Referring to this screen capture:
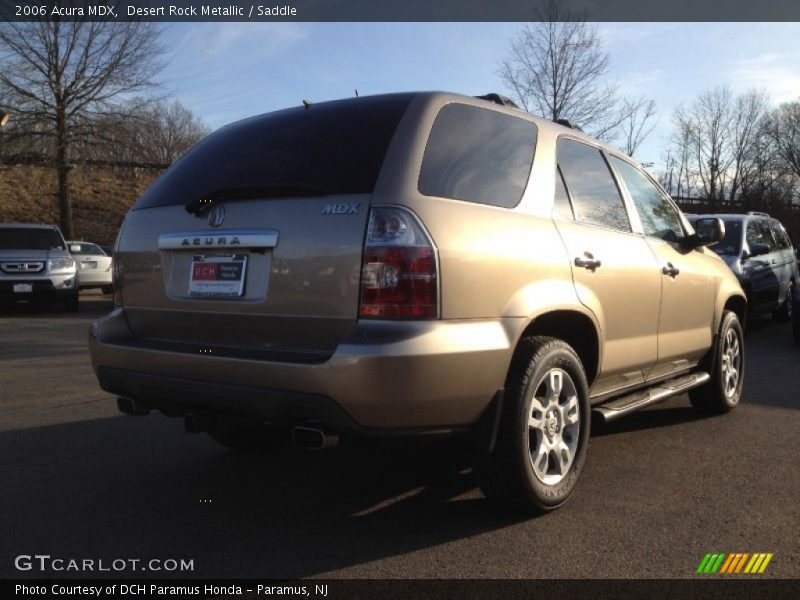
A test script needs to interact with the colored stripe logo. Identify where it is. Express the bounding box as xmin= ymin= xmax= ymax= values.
xmin=696 ymin=553 xmax=773 ymax=574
